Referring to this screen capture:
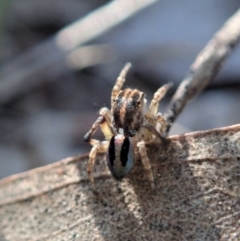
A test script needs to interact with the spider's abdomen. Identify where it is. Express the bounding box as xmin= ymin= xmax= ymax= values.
xmin=112 ymin=88 xmax=145 ymax=137
xmin=107 ymin=134 xmax=135 ymax=180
